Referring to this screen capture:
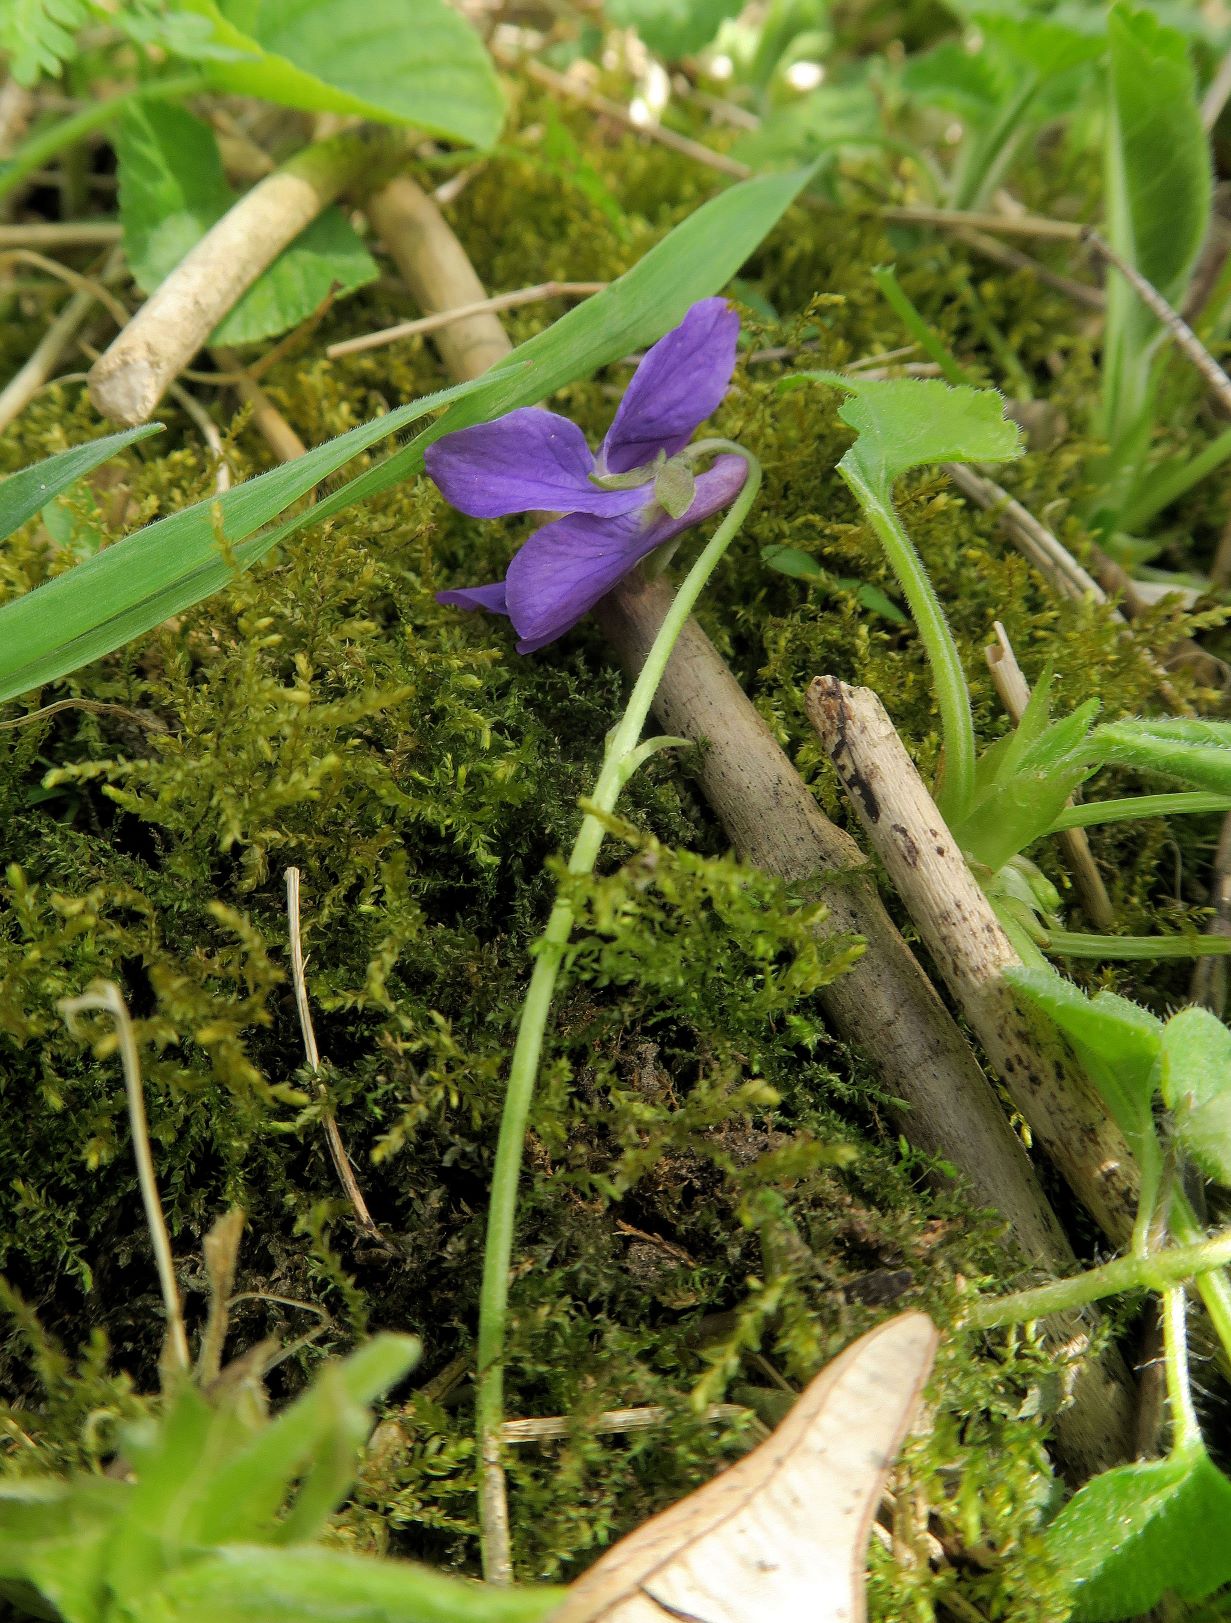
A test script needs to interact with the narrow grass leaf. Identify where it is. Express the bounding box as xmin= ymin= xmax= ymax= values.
xmin=0 ymin=425 xmax=162 ymax=542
